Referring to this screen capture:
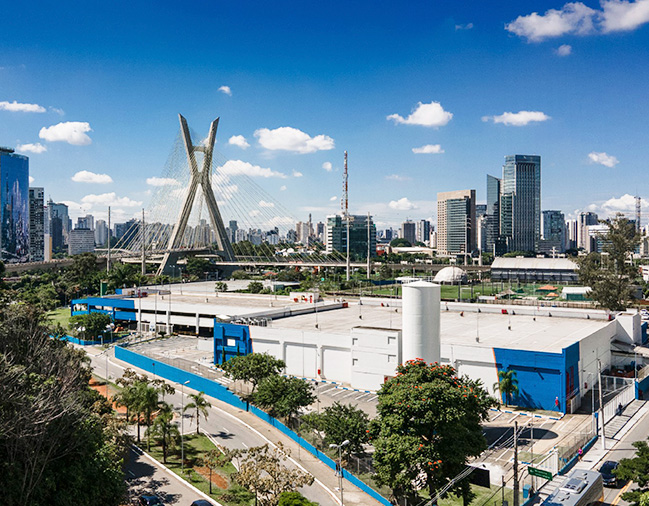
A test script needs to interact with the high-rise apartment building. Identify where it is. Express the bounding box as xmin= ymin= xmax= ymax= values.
xmin=28 ymin=187 xmax=44 ymax=262
xmin=95 ymin=219 xmax=108 ymax=246
xmin=68 ymin=228 xmax=95 ymax=255
xmin=400 ymin=220 xmax=416 ymax=245
xmin=48 ymin=200 xmax=69 ymax=249
xmin=76 ymin=214 xmax=94 ymax=231
xmin=499 ymin=155 xmax=541 ymax=253
xmin=578 ymin=212 xmax=599 ymax=250
xmin=437 ymin=189 xmax=476 ymax=256
xmin=540 ymin=210 xmax=566 ymax=254
xmin=0 ymin=147 xmax=30 ymax=262
xmin=415 ymin=220 xmax=431 ymax=245
xmin=326 ymin=214 xmax=376 ymax=258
